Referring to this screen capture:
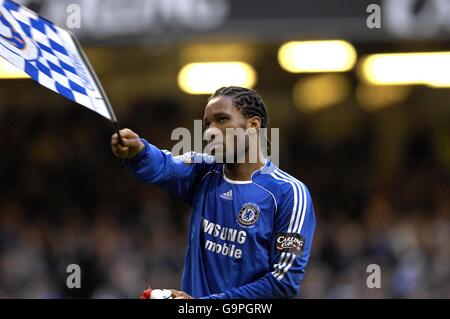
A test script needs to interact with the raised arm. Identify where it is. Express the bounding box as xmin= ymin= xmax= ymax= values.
xmin=111 ymin=128 xmax=212 ymax=204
